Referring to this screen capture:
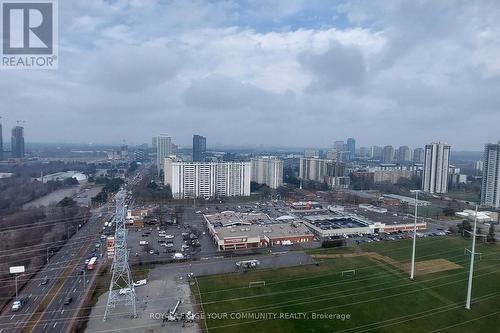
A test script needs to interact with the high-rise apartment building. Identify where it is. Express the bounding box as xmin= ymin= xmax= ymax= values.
xmin=164 ymin=160 xmax=251 ymax=199
xmin=413 ymin=148 xmax=425 ymax=164
xmin=422 ymin=142 xmax=451 ymax=194
xmin=396 ymin=146 xmax=411 ymax=163
xmin=481 ymin=142 xmax=500 ymax=209
xmin=156 ymin=134 xmax=172 ymax=175
xmin=304 ymin=149 xmax=320 ymax=158
xmin=251 ymin=157 xmax=283 ymax=189
xmin=371 ymin=146 xmax=382 ymax=159
xmin=299 ymin=158 xmax=332 ymax=182
xmin=11 ymin=126 xmax=24 ymax=158
xmin=346 ymin=138 xmax=356 ymax=160
xmin=193 ymin=135 xmax=206 ymax=162
xmin=381 ymin=145 xmax=395 ymax=163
